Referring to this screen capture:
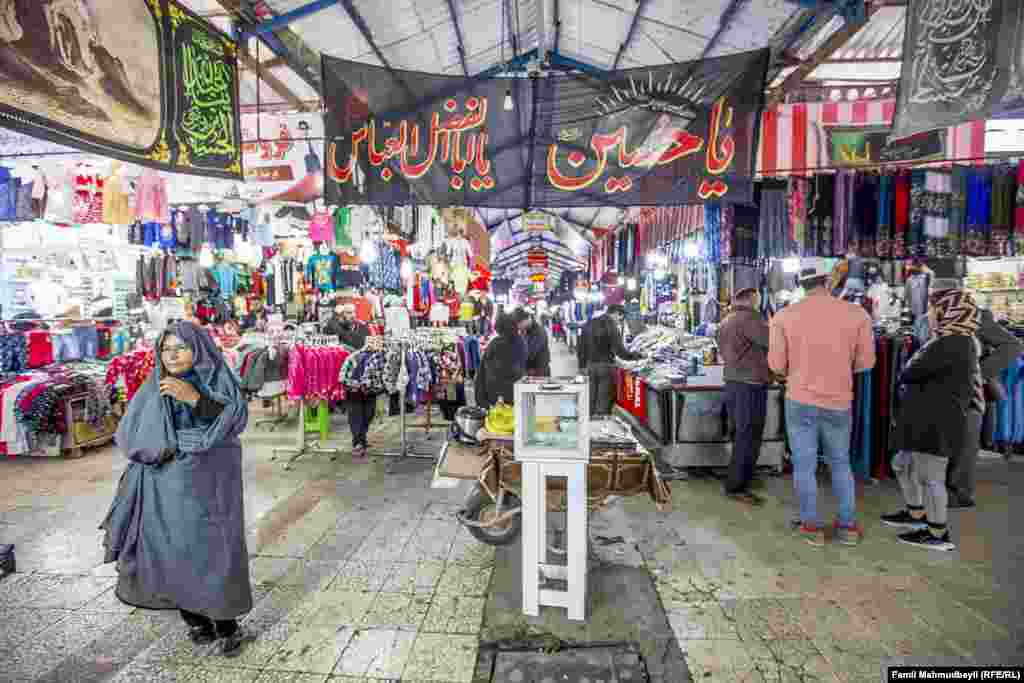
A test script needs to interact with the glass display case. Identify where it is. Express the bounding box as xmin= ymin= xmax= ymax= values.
xmin=513 ymin=377 xmax=590 ymax=462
